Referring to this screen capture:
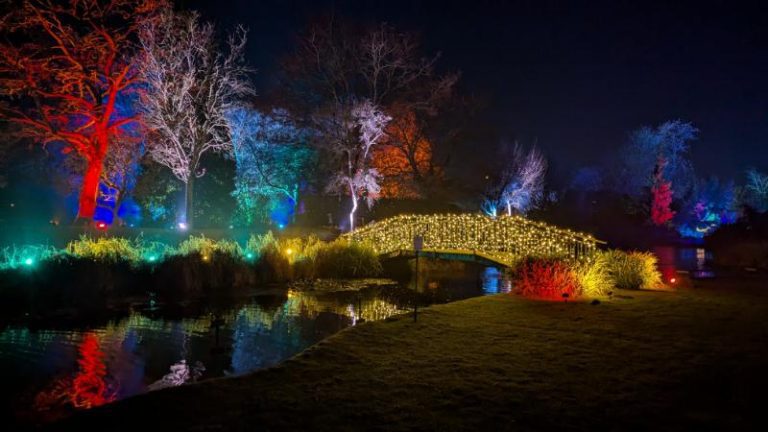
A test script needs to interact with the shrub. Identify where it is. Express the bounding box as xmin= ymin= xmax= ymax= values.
xmin=177 ymin=235 xmax=242 ymax=258
xmin=314 ymin=240 xmax=382 ymax=279
xmin=574 ymin=252 xmax=615 ymax=298
xmin=66 ymin=235 xmax=142 ymax=263
xmin=602 ymin=250 xmax=662 ymax=290
xmin=0 ymin=244 xmax=58 ymax=270
xmin=513 ymin=257 xmax=580 ymax=300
